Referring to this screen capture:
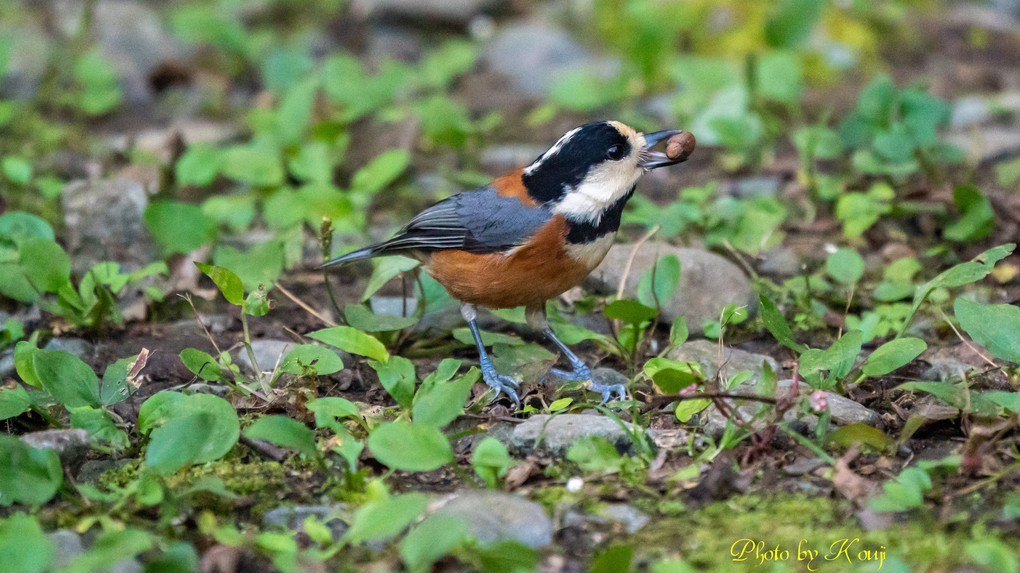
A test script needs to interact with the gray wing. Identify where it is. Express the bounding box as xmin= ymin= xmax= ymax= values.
xmin=324 ymin=186 xmax=550 ymax=266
